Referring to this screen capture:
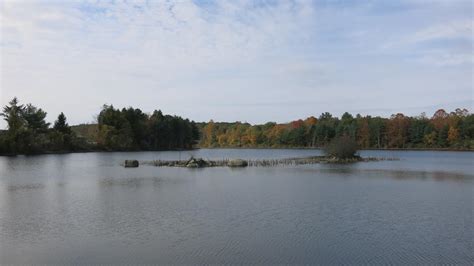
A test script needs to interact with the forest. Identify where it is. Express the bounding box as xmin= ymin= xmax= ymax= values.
xmin=0 ymin=97 xmax=473 ymax=155
xmin=0 ymin=98 xmax=199 ymax=155
xmin=199 ymin=109 xmax=474 ymax=150
xmin=95 ymin=104 xmax=199 ymax=150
